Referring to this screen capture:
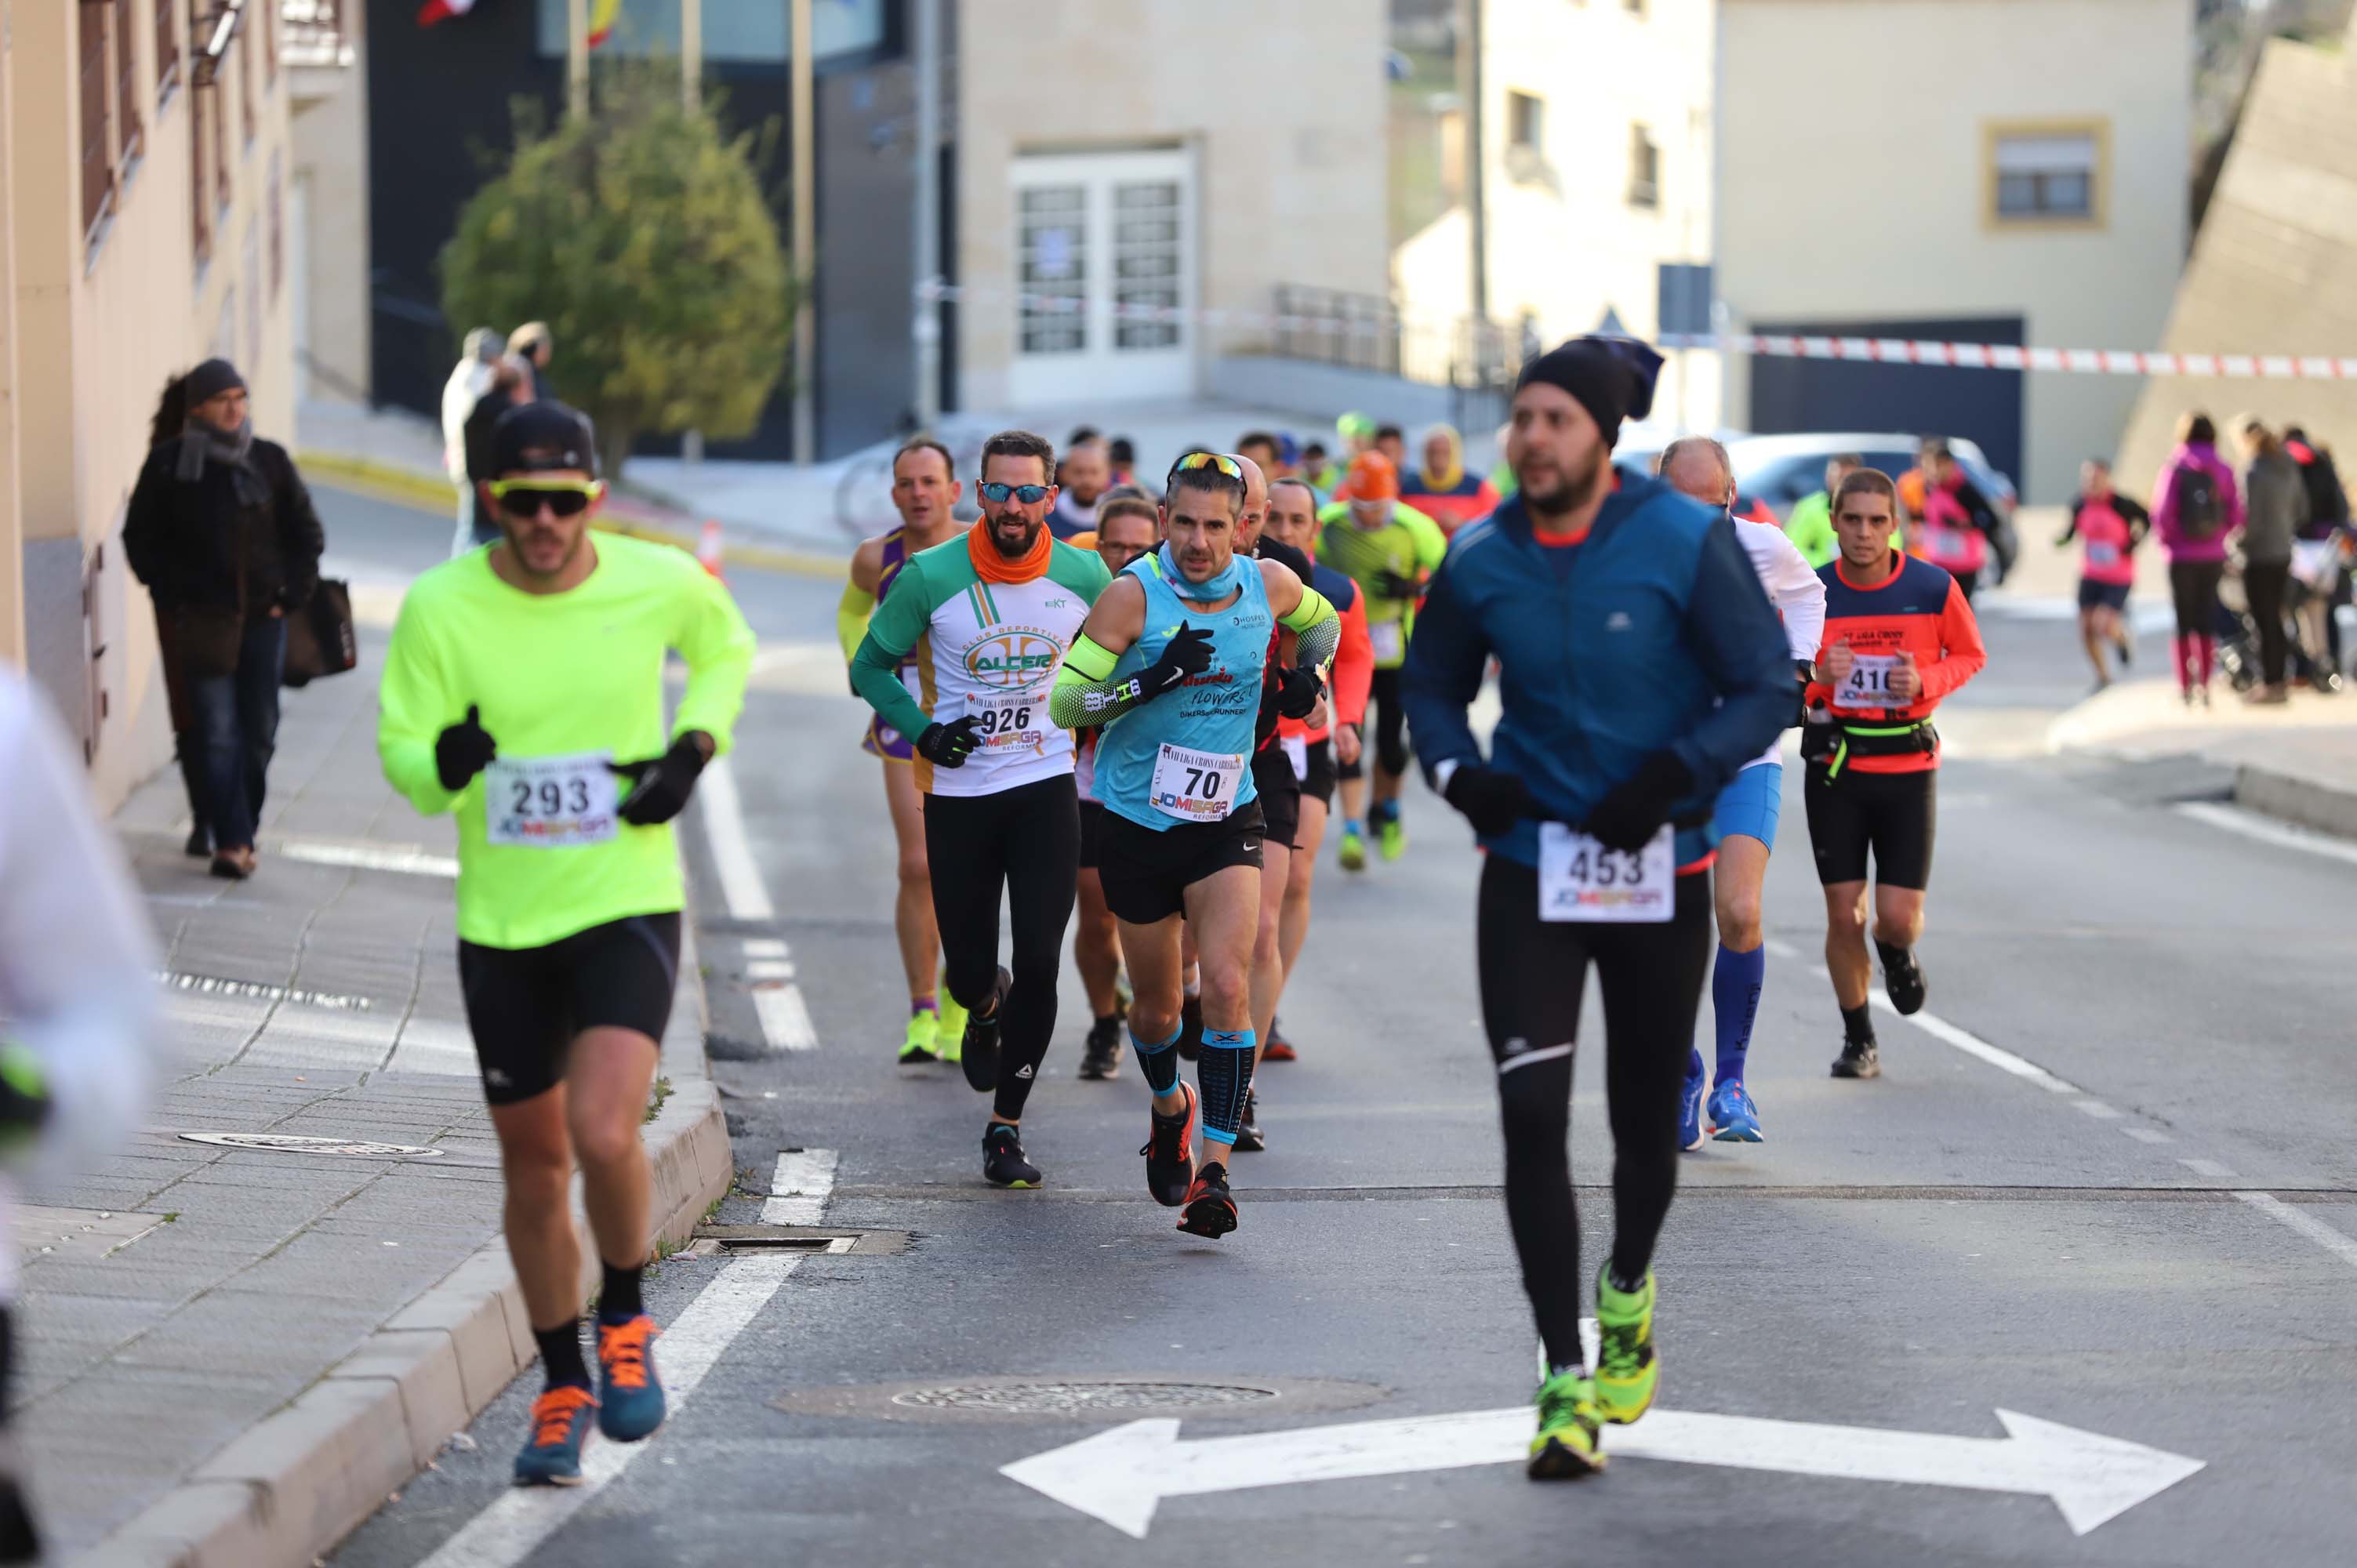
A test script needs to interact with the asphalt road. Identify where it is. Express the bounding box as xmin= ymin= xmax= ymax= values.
xmin=321 ymin=488 xmax=2357 ymax=1568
